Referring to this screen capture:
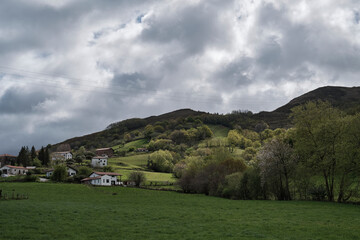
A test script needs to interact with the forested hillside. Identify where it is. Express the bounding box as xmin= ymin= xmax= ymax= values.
xmin=53 ymin=86 xmax=360 ymax=151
